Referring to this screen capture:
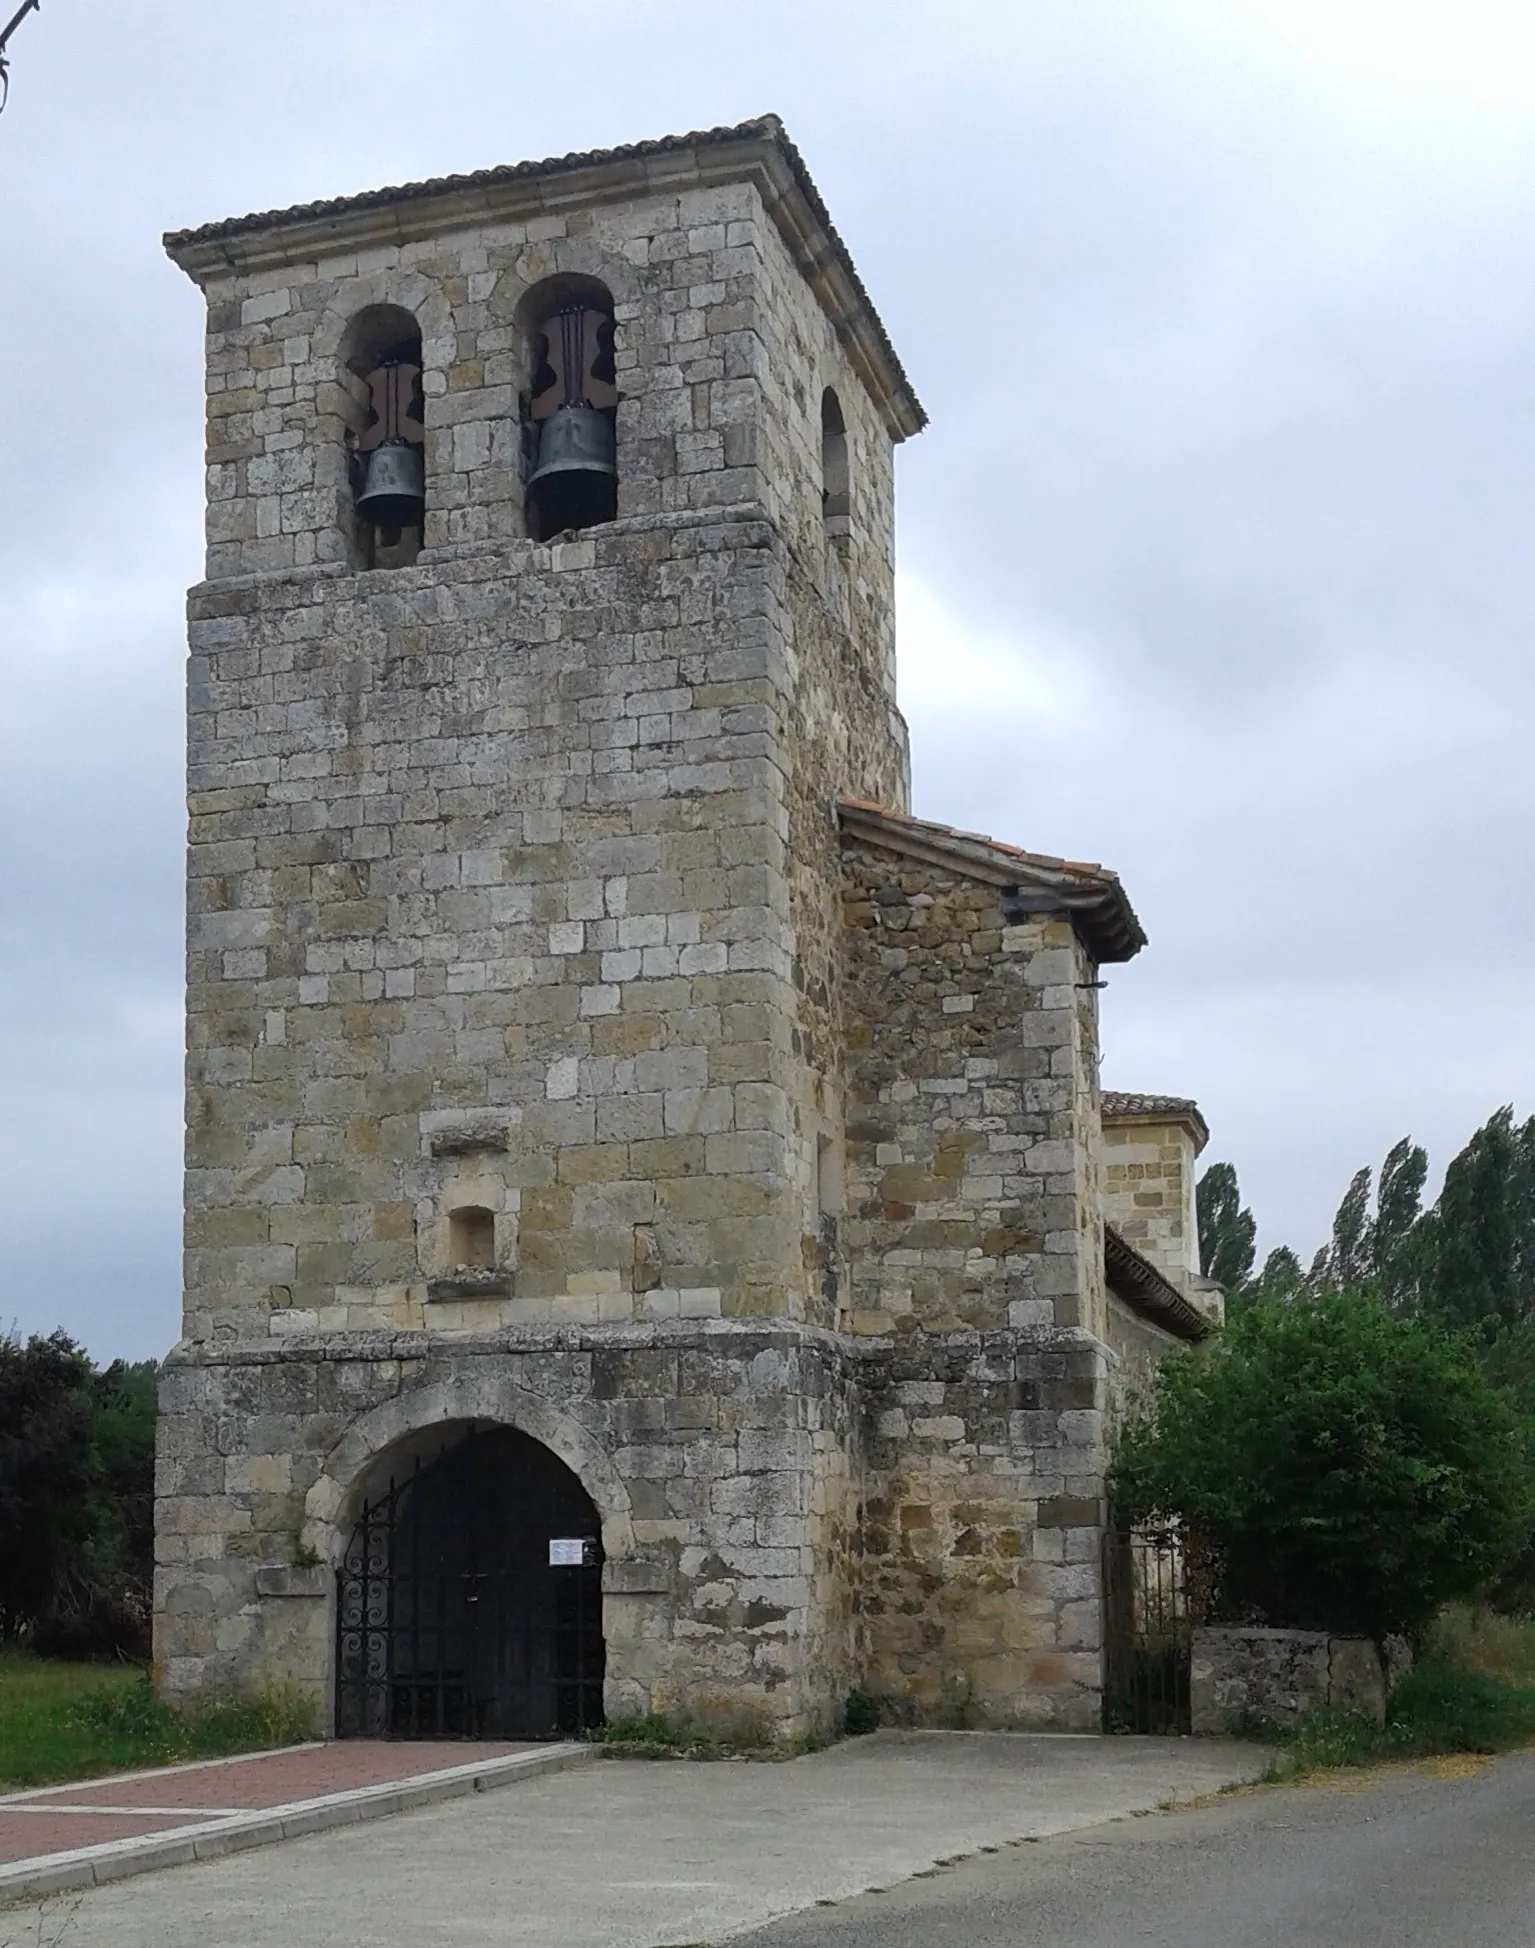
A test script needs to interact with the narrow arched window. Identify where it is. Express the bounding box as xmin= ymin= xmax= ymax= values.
xmin=519 ymin=277 xmax=618 ymax=542
xmin=821 ymin=387 xmax=850 ymax=537
xmin=340 ymin=305 xmax=425 ymax=569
